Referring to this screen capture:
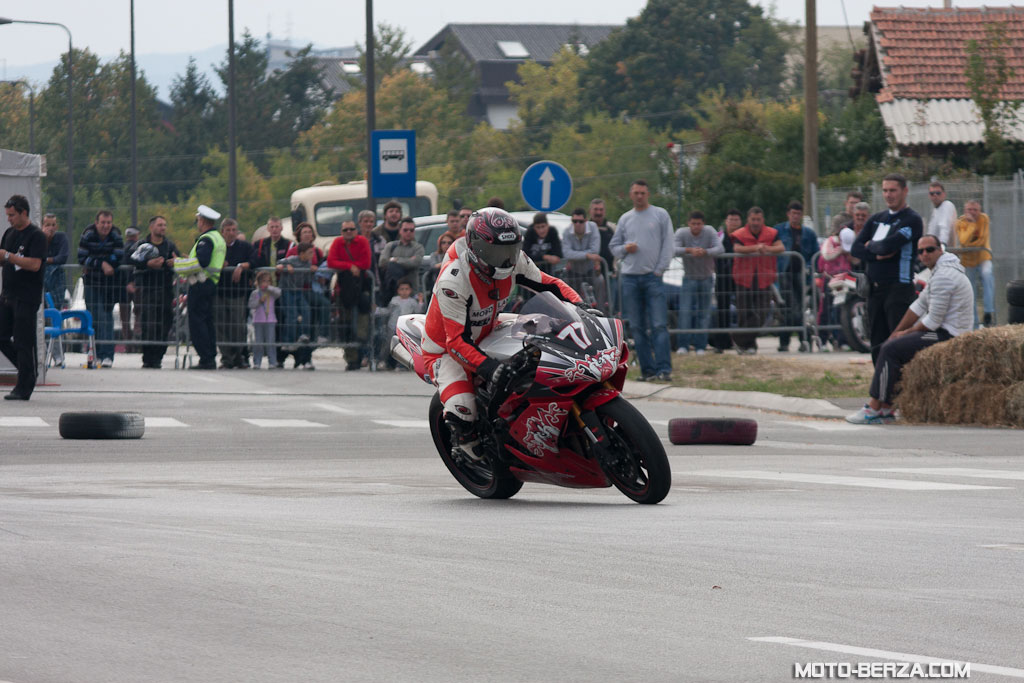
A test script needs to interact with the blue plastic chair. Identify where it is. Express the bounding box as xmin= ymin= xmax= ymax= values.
xmin=42 ymin=293 xmax=96 ymax=379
